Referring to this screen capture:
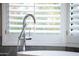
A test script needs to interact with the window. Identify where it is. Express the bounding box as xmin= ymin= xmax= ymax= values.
xmin=9 ymin=3 xmax=61 ymax=33
xmin=2 ymin=3 xmax=66 ymax=46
